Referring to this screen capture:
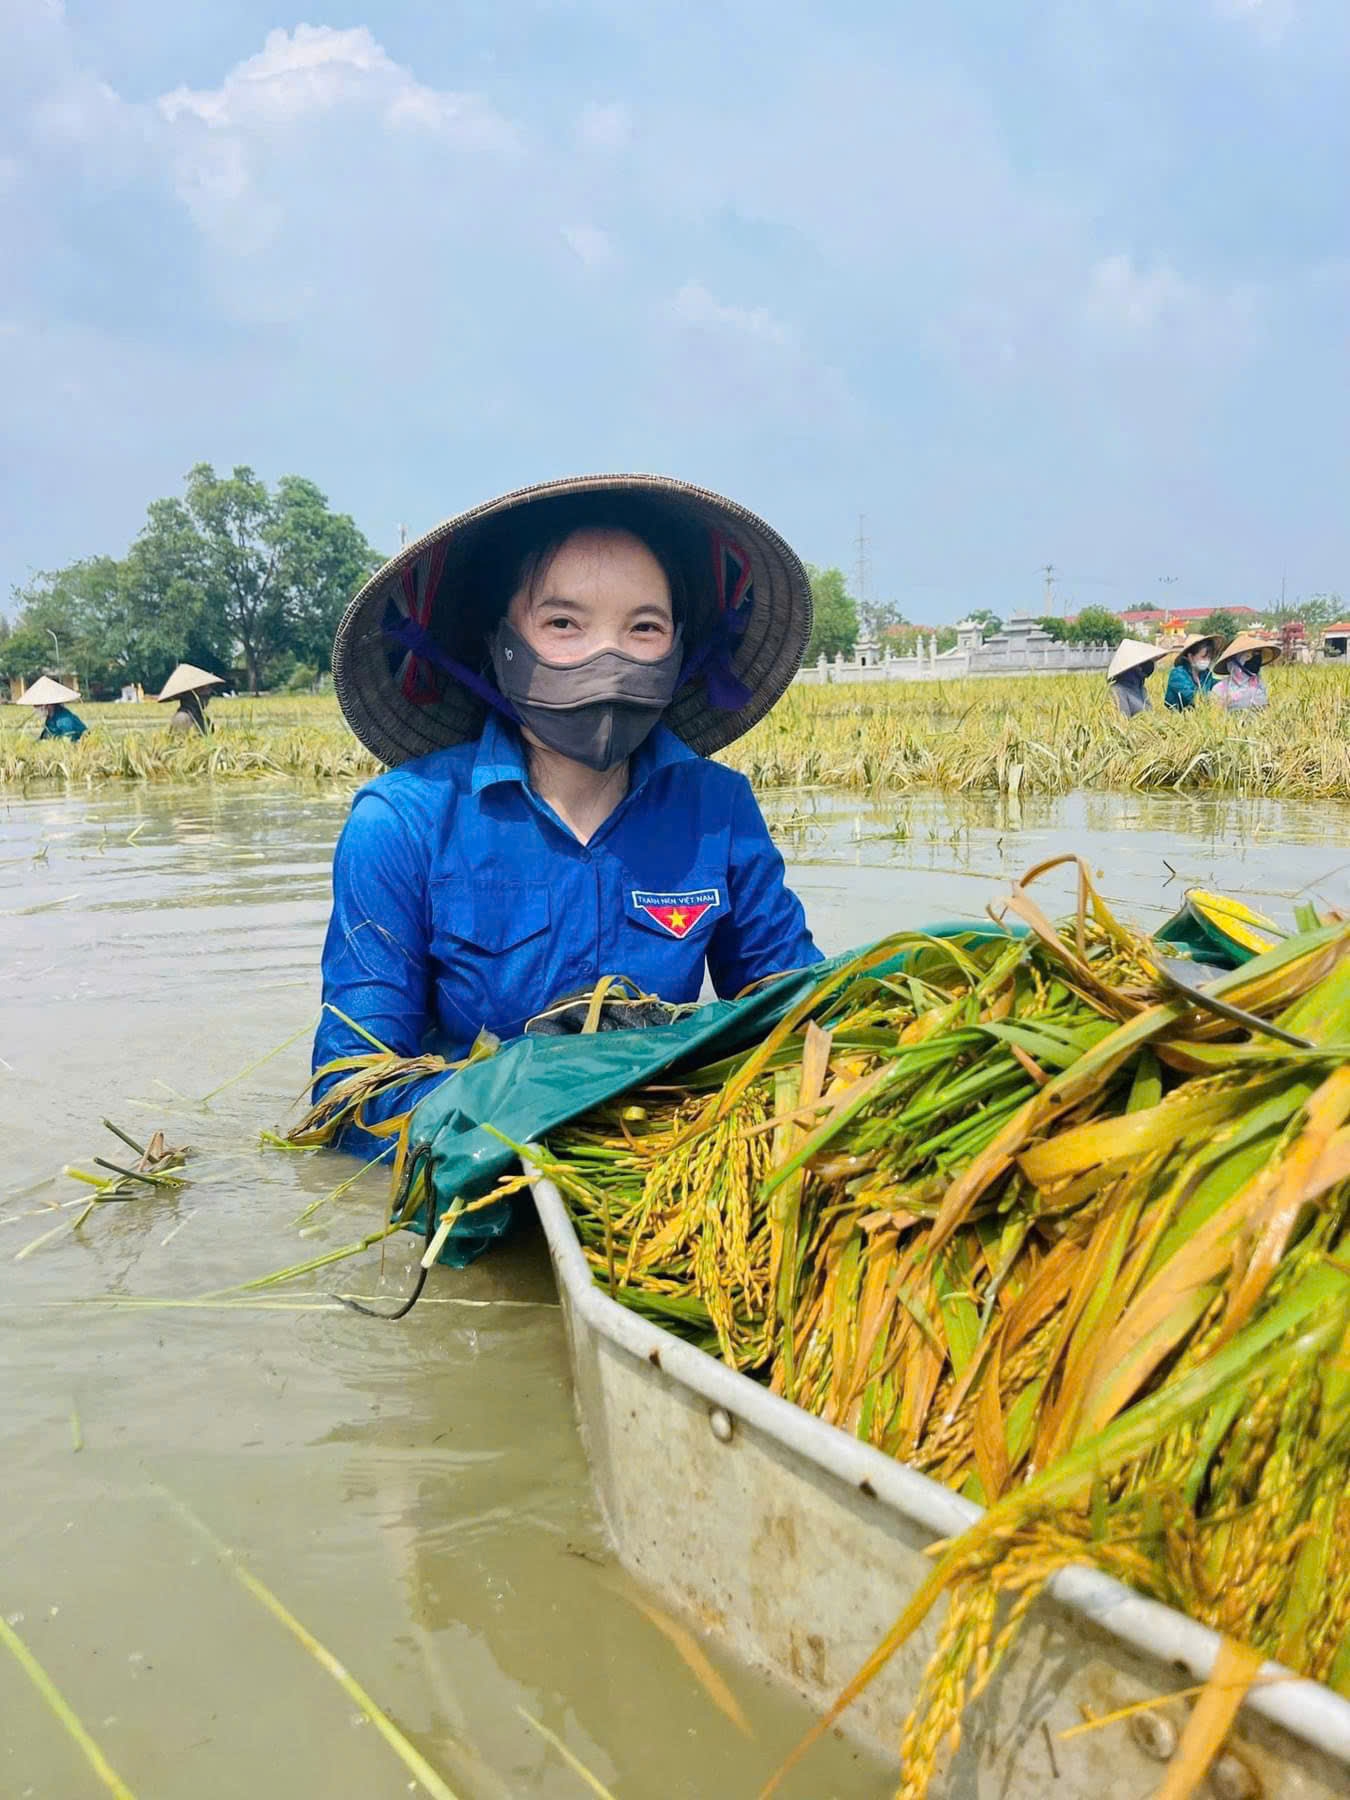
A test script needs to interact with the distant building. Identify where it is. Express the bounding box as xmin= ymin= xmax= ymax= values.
xmin=1322 ymin=622 xmax=1350 ymax=659
xmin=1119 ymin=605 xmax=1258 ymax=642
